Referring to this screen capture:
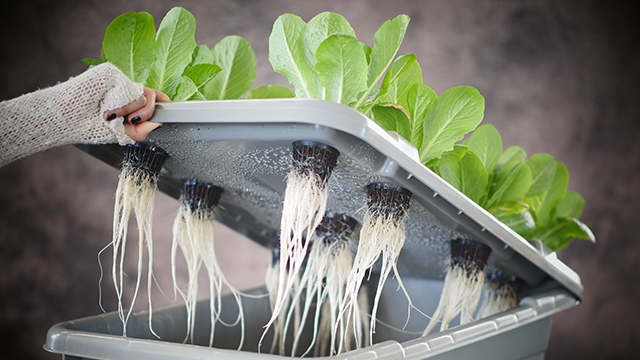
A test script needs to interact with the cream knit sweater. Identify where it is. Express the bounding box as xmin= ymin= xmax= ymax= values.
xmin=0 ymin=63 xmax=144 ymax=167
